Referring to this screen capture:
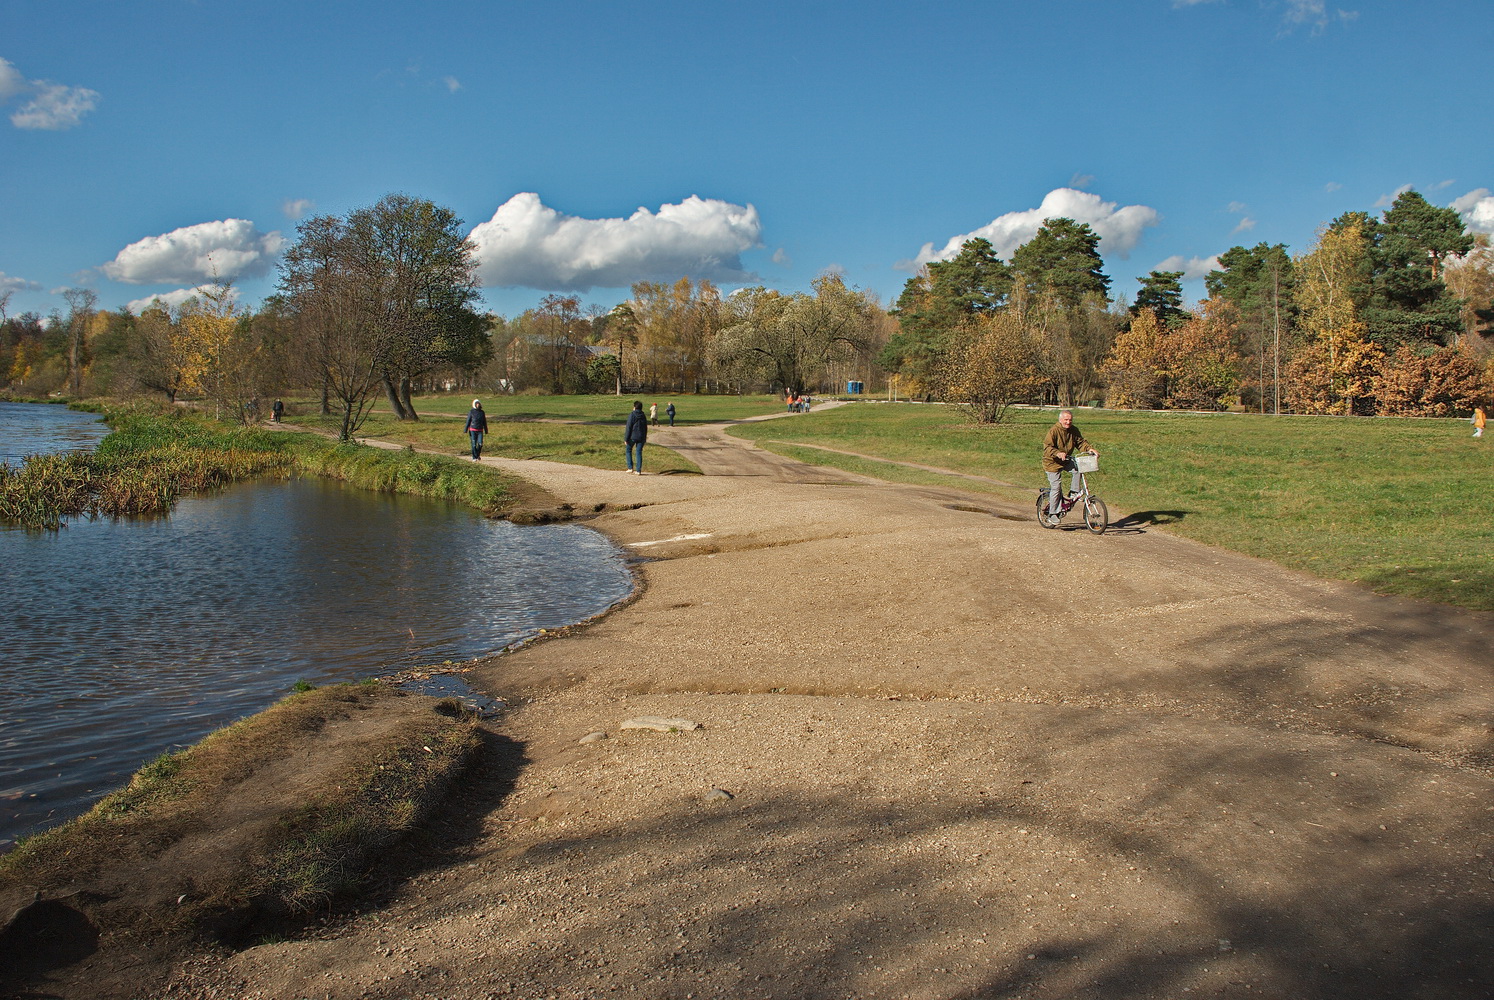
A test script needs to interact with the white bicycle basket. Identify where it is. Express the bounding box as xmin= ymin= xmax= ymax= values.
xmin=1074 ymin=454 xmax=1099 ymax=473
